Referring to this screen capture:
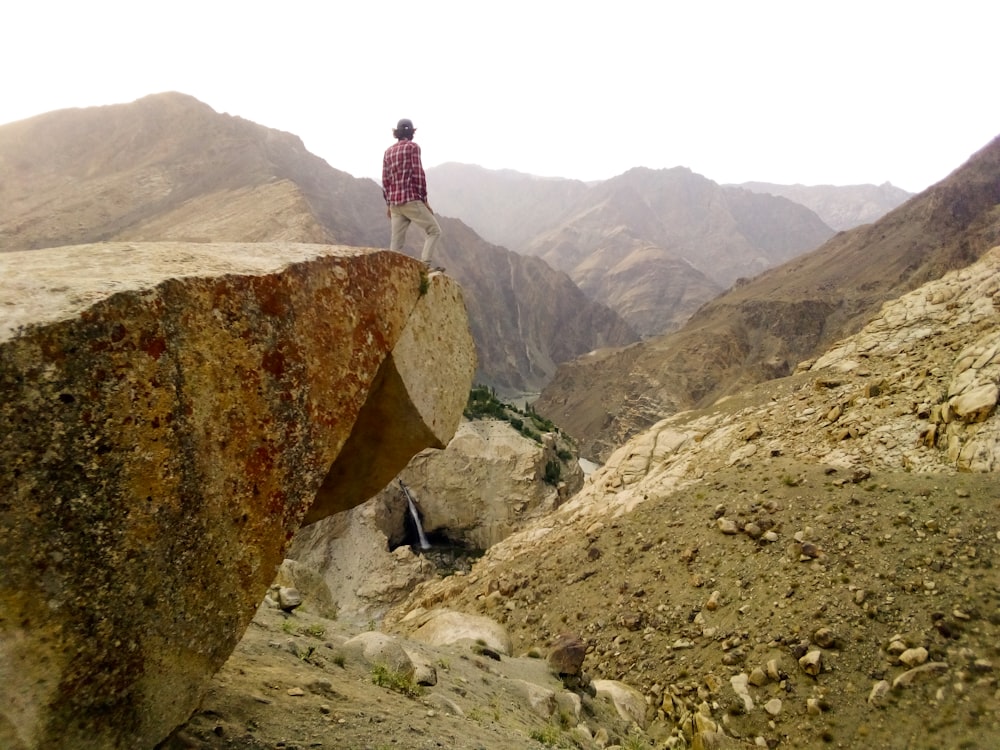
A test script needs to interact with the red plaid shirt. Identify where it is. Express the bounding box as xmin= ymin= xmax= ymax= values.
xmin=382 ymin=139 xmax=427 ymax=205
